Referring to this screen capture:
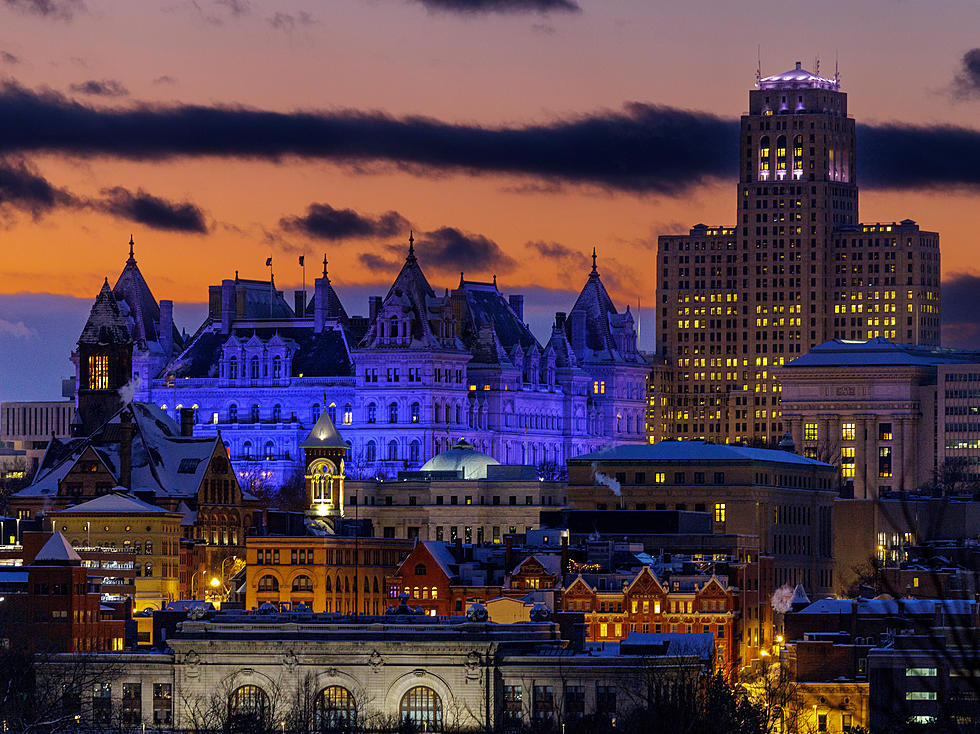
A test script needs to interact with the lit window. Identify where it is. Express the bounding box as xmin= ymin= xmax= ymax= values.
xmin=714 ymin=503 xmax=726 ymax=523
xmin=841 ymin=423 xmax=856 ymax=441
xmin=804 ymin=423 xmax=818 ymax=441
xmin=88 ymin=355 xmax=109 ymax=390
xmin=841 ymin=447 xmax=856 ymax=478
